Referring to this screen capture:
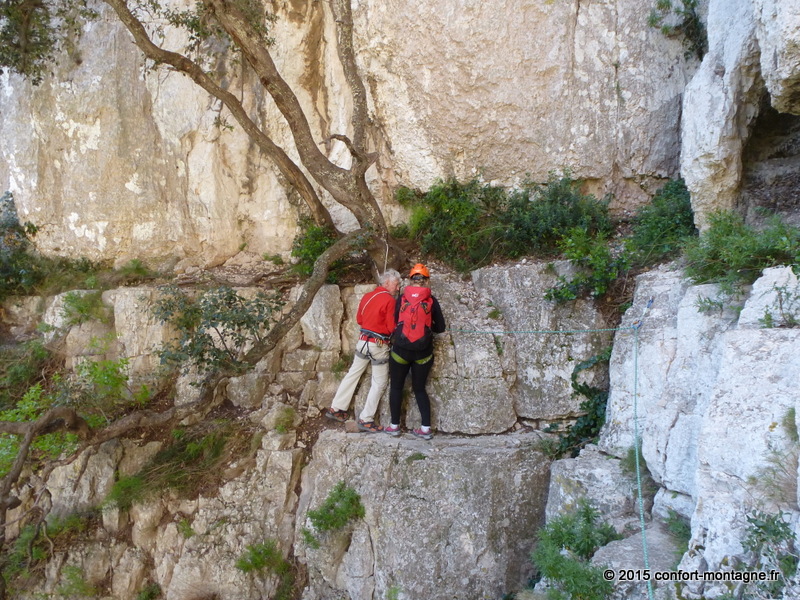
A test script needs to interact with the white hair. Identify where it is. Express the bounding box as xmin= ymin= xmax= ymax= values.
xmin=379 ymin=269 xmax=401 ymax=286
